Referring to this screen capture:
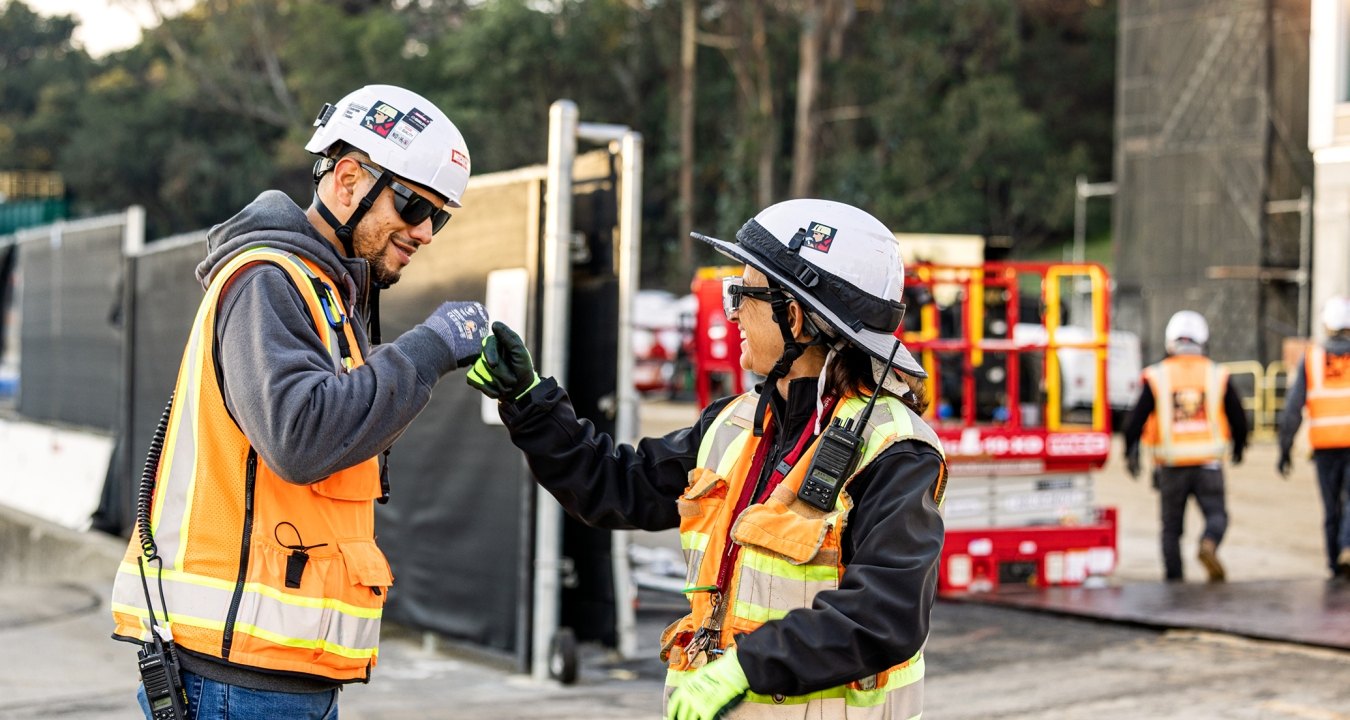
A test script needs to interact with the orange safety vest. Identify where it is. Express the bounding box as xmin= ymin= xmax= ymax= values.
xmin=661 ymin=391 xmax=946 ymax=719
xmin=1305 ymin=346 xmax=1350 ymax=449
xmin=1141 ymin=355 xmax=1230 ymax=467
xmin=111 ymin=248 xmax=391 ymax=683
